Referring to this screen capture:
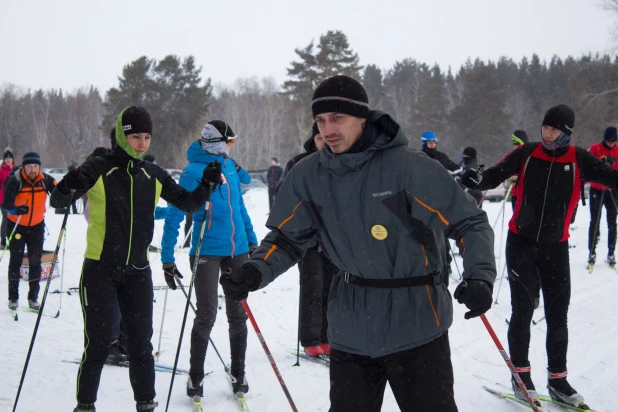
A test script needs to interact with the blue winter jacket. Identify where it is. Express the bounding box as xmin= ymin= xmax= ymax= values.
xmin=161 ymin=141 xmax=258 ymax=263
